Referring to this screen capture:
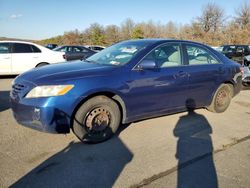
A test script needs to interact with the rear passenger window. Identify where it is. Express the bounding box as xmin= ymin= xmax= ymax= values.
xmin=143 ymin=43 xmax=182 ymax=68
xmin=186 ymin=45 xmax=219 ymax=65
xmin=13 ymin=43 xmax=41 ymax=53
xmin=13 ymin=43 xmax=33 ymax=53
xmin=0 ymin=43 xmax=10 ymax=53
